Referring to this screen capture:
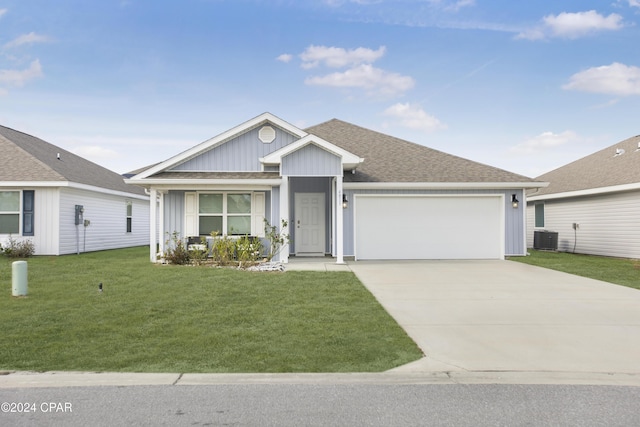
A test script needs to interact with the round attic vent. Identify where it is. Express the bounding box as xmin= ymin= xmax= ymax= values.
xmin=259 ymin=125 xmax=276 ymax=143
